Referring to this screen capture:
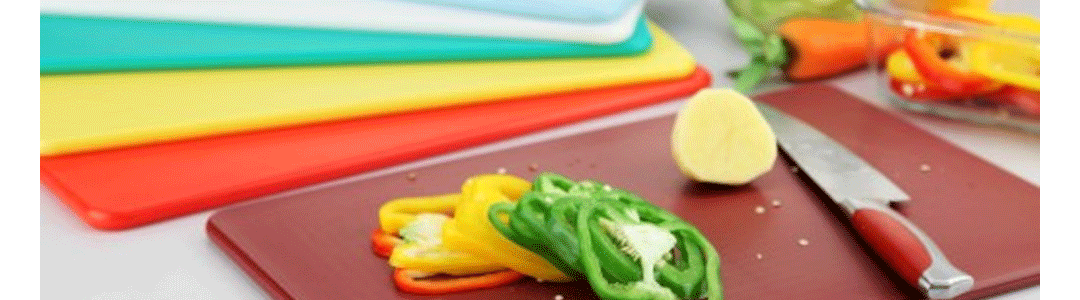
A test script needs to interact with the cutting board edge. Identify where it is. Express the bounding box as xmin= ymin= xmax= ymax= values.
xmin=42 ymin=67 xmax=711 ymax=230
xmin=207 ymin=221 xmax=293 ymax=300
